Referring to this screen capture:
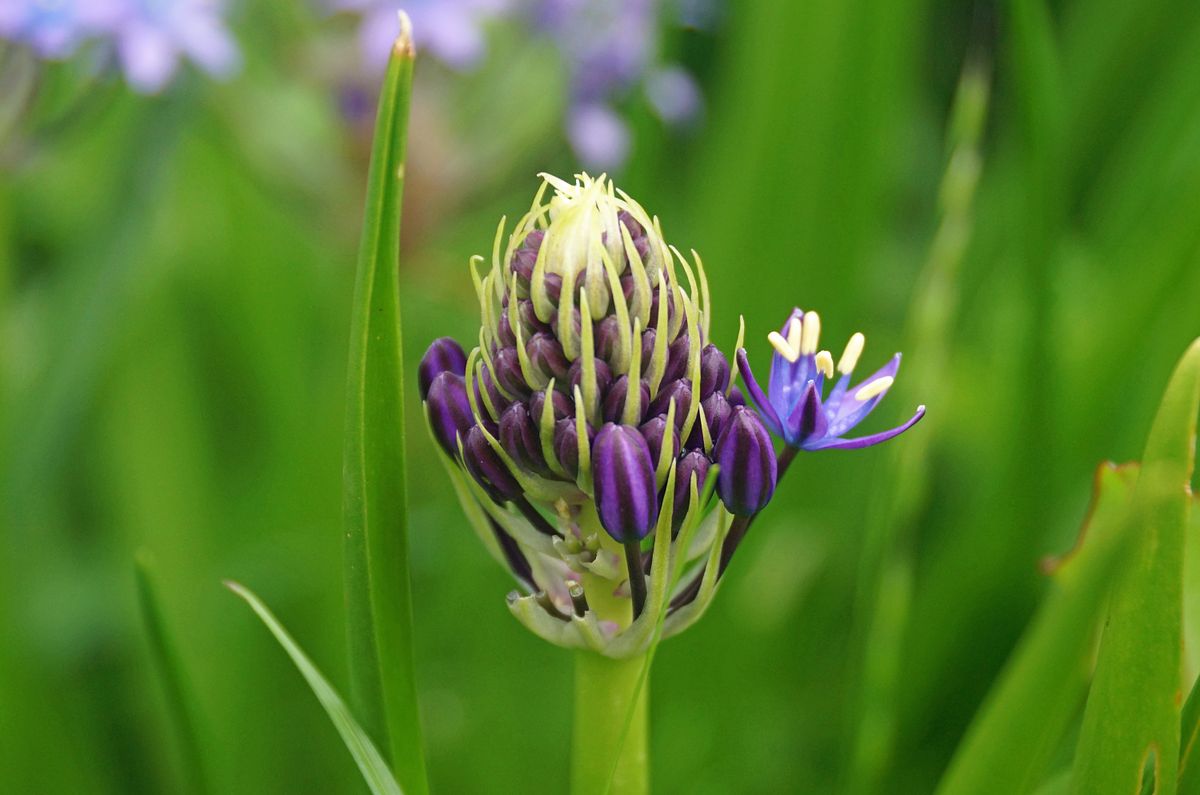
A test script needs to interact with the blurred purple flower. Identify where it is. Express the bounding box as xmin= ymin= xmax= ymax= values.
xmin=533 ymin=0 xmax=704 ymax=169
xmin=0 ymin=0 xmax=240 ymax=93
xmin=0 ymin=0 xmax=122 ymax=59
xmin=339 ymin=0 xmax=510 ymax=71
